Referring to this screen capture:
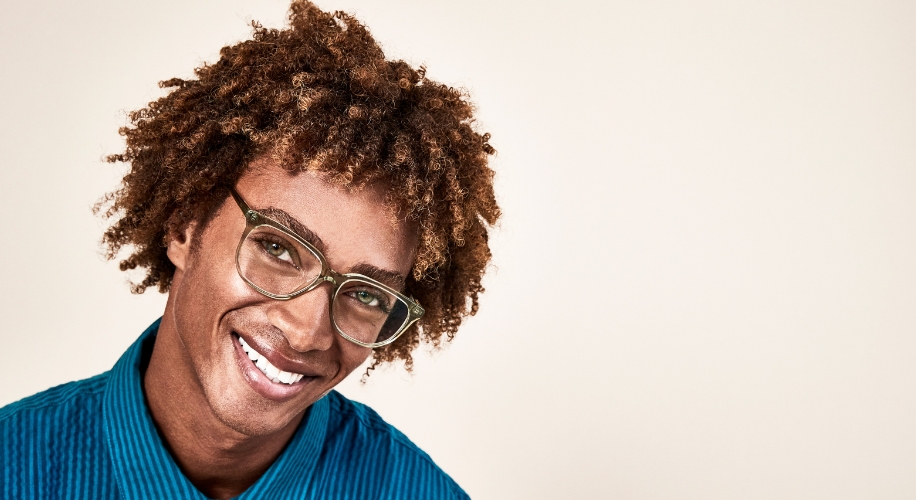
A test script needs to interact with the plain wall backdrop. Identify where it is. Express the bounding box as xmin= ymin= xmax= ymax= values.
xmin=1 ymin=0 xmax=914 ymax=498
